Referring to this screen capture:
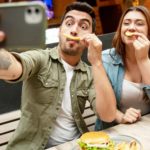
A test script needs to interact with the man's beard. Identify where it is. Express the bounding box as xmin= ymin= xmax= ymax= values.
xmin=61 ymin=43 xmax=82 ymax=56
xmin=62 ymin=48 xmax=79 ymax=56
xmin=59 ymin=39 xmax=85 ymax=56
